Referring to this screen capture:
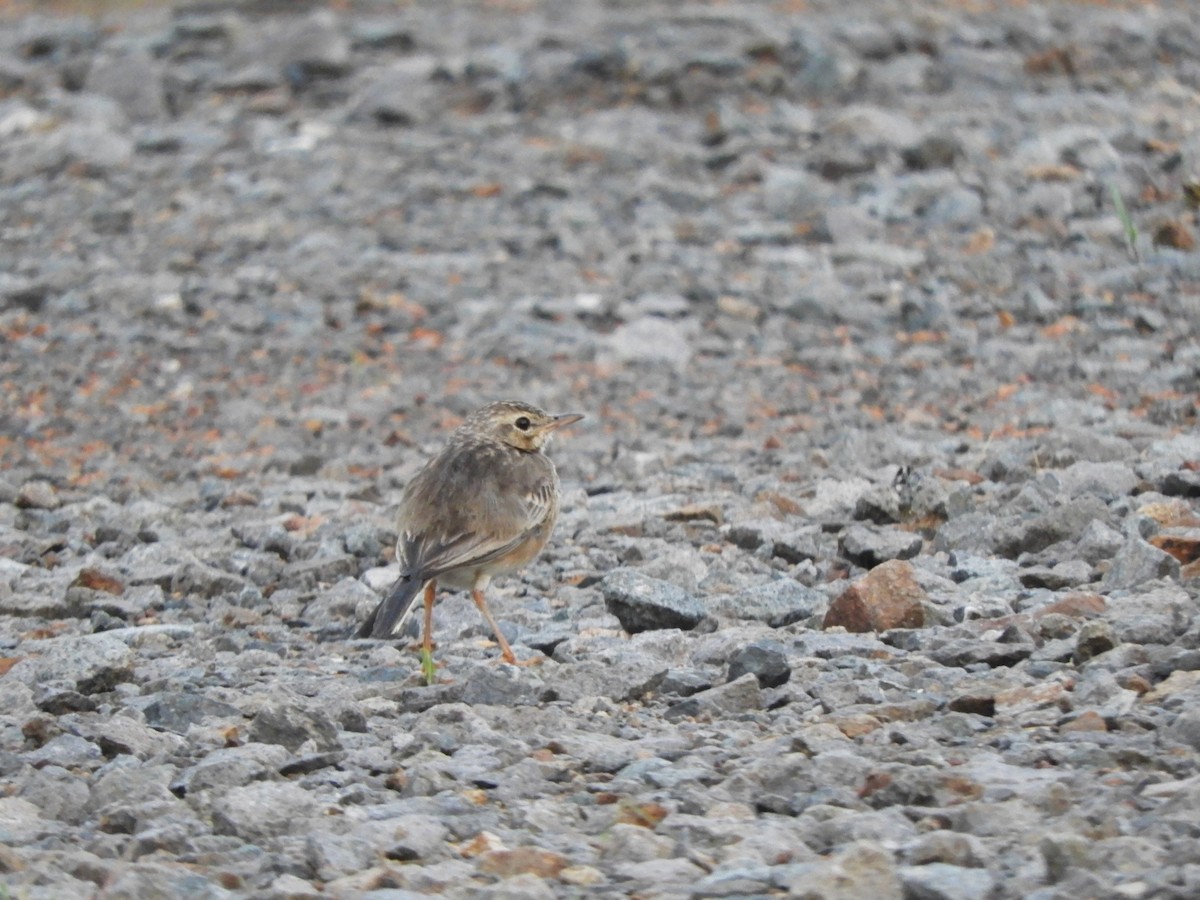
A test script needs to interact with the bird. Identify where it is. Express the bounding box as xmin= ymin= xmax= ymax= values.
xmin=358 ymin=400 xmax=584 ymax=678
